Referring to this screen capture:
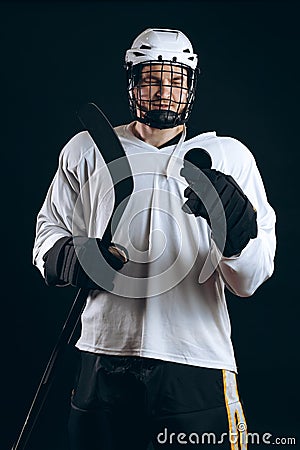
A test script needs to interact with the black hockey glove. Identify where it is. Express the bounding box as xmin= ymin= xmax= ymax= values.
xmin=43 ymin=236 xmax=127 ymax=291
xmin=180 ymin=153 xmax=257 ymax=257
